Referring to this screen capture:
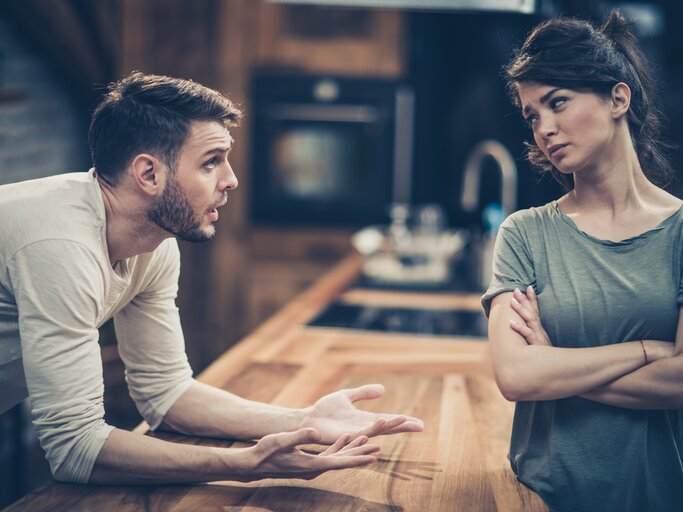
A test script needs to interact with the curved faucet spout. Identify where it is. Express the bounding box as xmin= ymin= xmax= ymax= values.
xmin=460 ymin=139 xmax=517 ymax=216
